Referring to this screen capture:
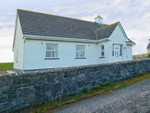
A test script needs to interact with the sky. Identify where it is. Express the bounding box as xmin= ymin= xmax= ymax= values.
xmin=0 ymin=0 xmax=150 ymax=63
